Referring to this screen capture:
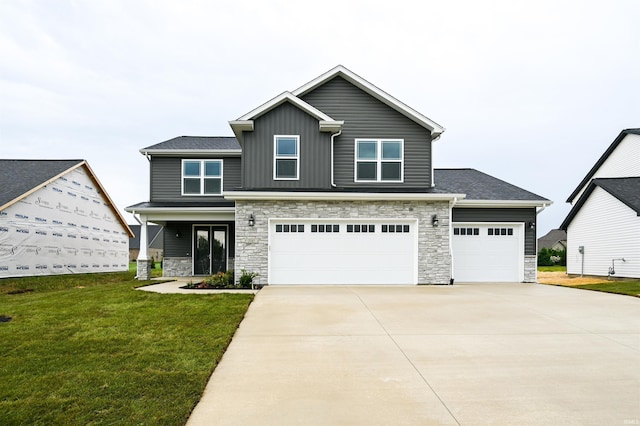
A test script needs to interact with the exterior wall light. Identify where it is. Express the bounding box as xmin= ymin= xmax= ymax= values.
xmin=248 ymin=214 xmax=255 ymax=227
xmin=431 ymin=214 xmax=439 ymax=227
xmin=175 ymin=232 xmax=180 ymax=238
xmin=528 ymin=221 xmax=535 ymax=230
